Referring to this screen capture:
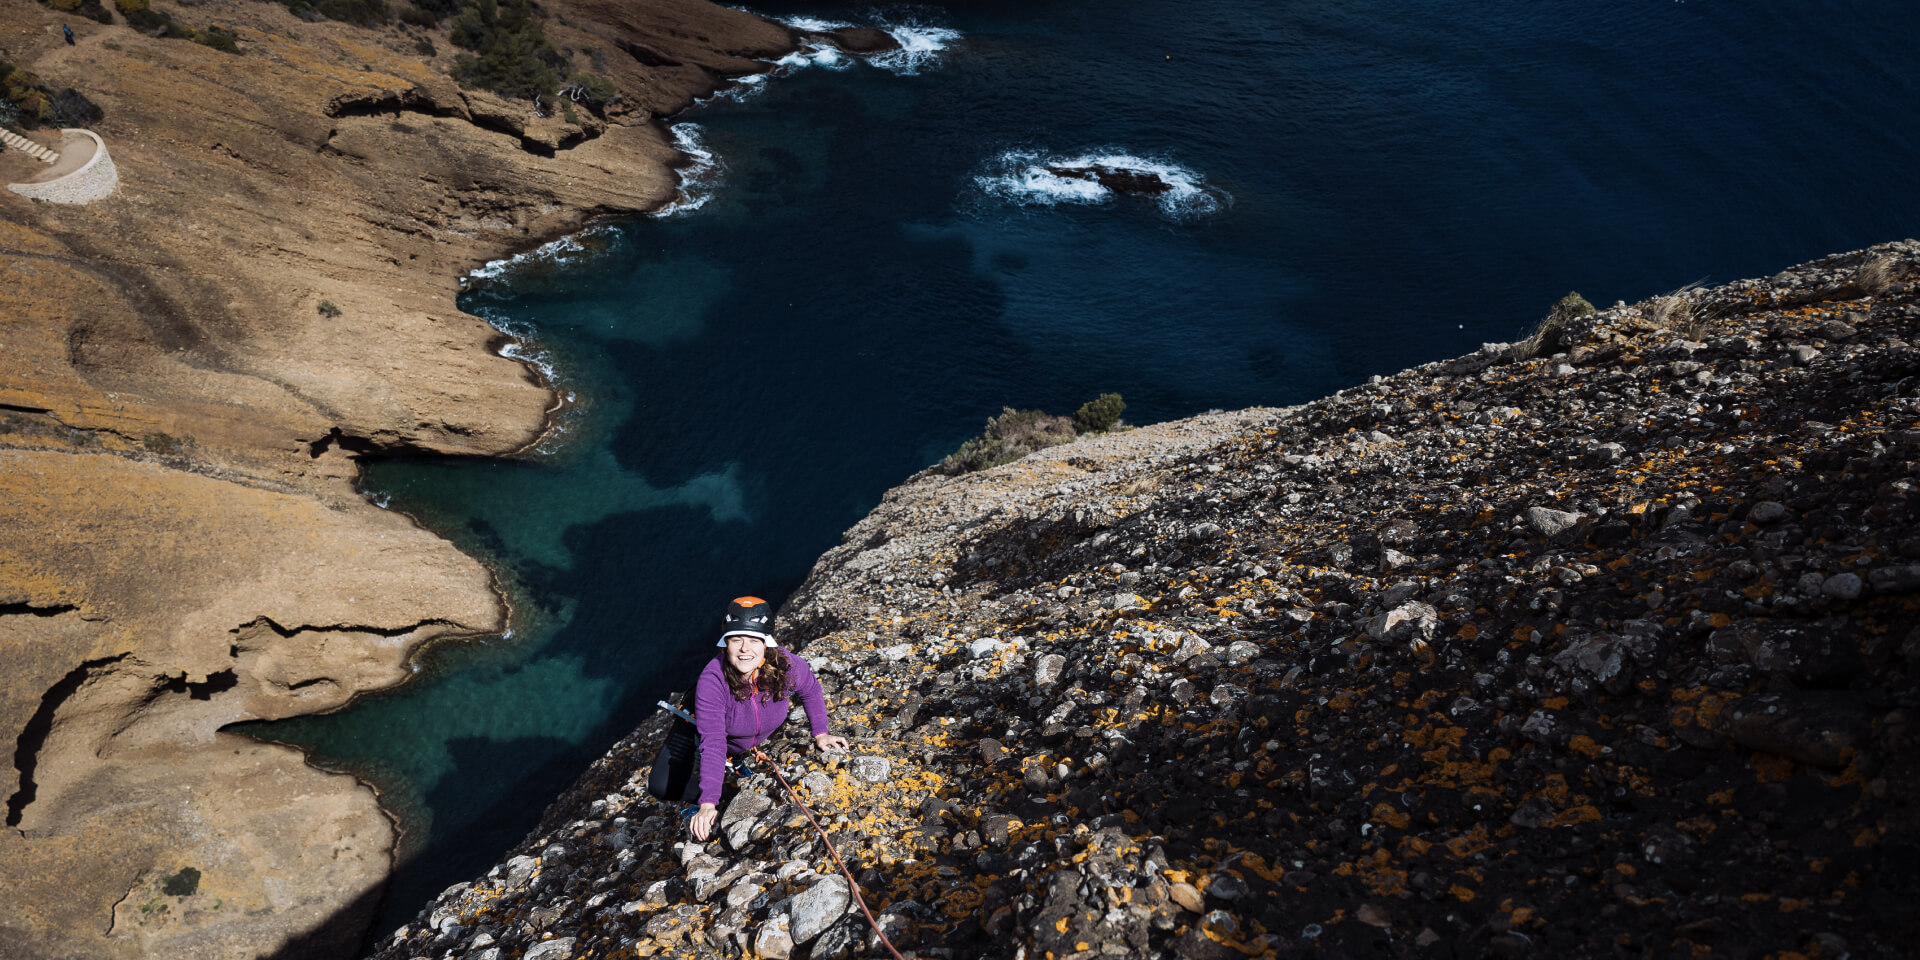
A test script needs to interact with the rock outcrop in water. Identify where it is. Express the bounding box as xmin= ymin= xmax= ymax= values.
xmin=1045 ymin=164 xmax=1175 ymax=196
xmin=375 ymin=241 xmax=1920 ymax=959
